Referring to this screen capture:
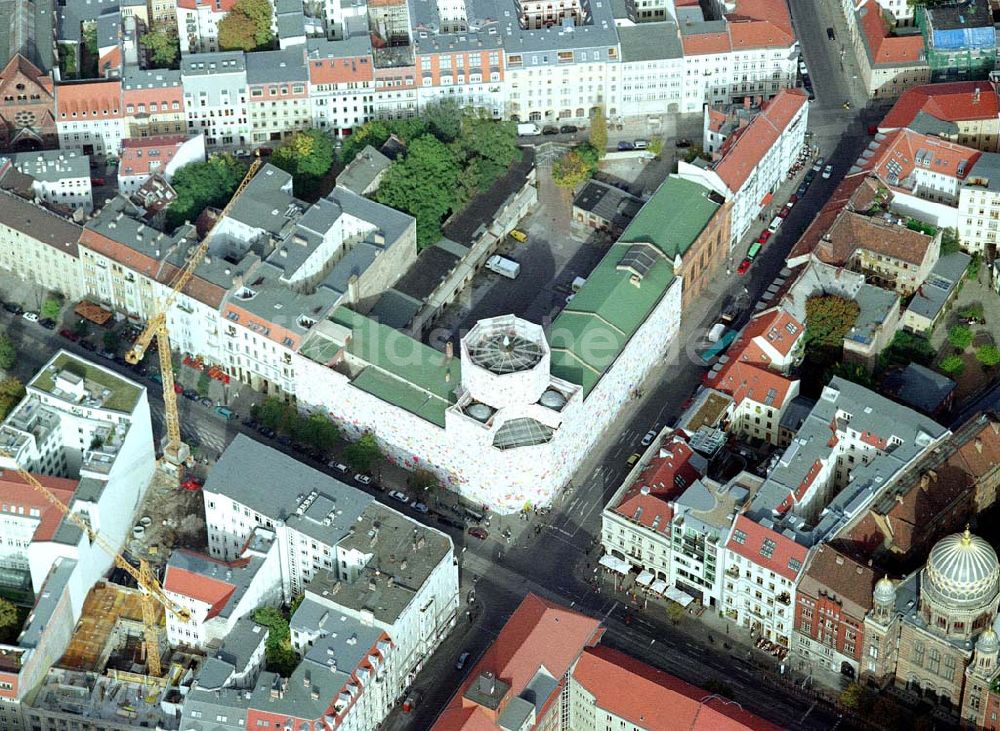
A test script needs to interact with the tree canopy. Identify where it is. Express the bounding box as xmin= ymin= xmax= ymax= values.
xmin=0 ymin=334 xmax=15 ymax=371
xmin=218 ymin=0 xmax=274 ymax=51
xmin=588 ymin=106 xmax=608 ymax=158
xmin=976 ymin=345 xmax=1000 ymax=367
xmin=948 ymin=324 xmax=973 ymax=351
xmin=167 ymin=154 xmax=248 ymax=229
xmin=376 ymin=135 xmax=461 ymax=248
xmin=41 ymin=299 xmax=62 ymax=321
xmin=0 ymin=598 xmax=19 ymax=641
xmin=805 ymin=296 xmax=860 ymax=350
xmin=251 ymin=605 xmax=298 ymax=676
xmin=343 ymin=432 xmax=382 ymax=474
xmin=140 ymin=29 xmax=180 ymax=68
xmin=270 ymin=129 xmax=335 ymax=193
xmin=0 ymin=378 xmax=25 ymax=421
